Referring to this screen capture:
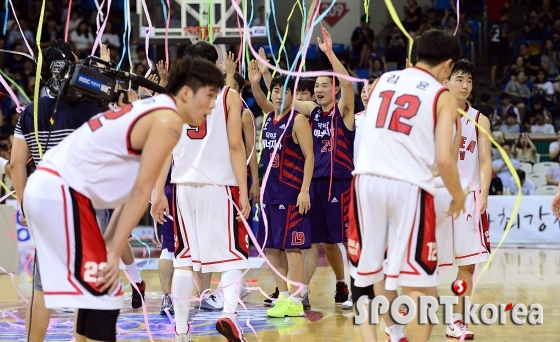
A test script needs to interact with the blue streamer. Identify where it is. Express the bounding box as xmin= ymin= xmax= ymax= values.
xmin=117 ymin=0 xmax=130 ymax=69
xmin=159 ymin=0 xmax=168 ymax=25
xmin=267 ymin=0 xmax=291 ymax=70
xmin=3 ymin=0 xmax=7 ymax=35
xmin=248 ymin=0 xmax=255 ymax=28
